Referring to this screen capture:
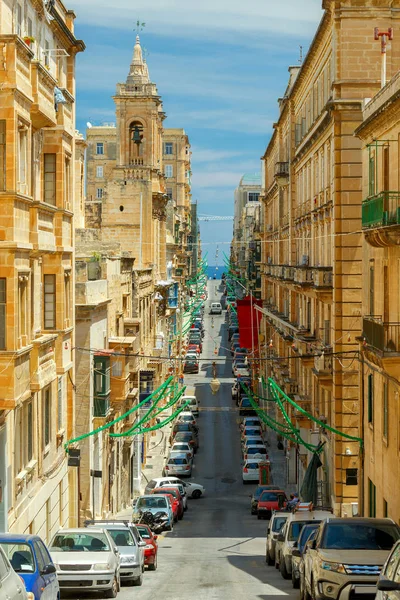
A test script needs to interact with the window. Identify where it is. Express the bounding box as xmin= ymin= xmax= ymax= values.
xmin=383 ymin=146 xmax=389 ymax=191
xmin=165 ymin=142 xmax=173 ymax=155
xmin=369 ymin=263 xmax=374 ymax=315
xmin=16 ymin=4 xmax=22 ymax=36
xmin=384 ymin=499 xmax=388 ymax=518
xmin=18 ymin=123 xmax=28 ymax=194
xmin=18 ymin=274 xmax=28 ymax=341
xmin=0 ymin=278 xmax=6 ymax=350
xmin=368 ymin=479 xmax=376 ymax=517
xmin=44 ymin=274 xmax=56 ymax=329
xmin=367 ymin=373 xmax=374 ymax=424
xmin=44 ymin=153 xmax=56 ymax=205
xmin=0 ymin=120 xmax=6 ymax=191
xmin=369 ymin=151 xmax=375 ymax=196
xmin=346 ymin=468 xmax=358 ymax=486
xmin=64 ymin=272 xmax=71 ymax=323
xmin=96 ymin=188 xmax=103 ymax=199
xmin=383 ymin=381 xmax=388 ymax=440
xmin=248 ymin=192 xmax=260 ymax=202
xmin=166 ymin=188 xmax=173 ymax=200
xmin=165 ymin=165 xmax=173 ymax=178
xmin=33 ymin=541 xmax=46 ymax=573
xmin=96 ymin=166 xmax=104 ymax=178
xmin=27 ymin=17 xmax=33 ymax=37
xmin=27 ymin=401 xmax=33 ymax=462
xmin=43 ymin=387 xmax=51 ymax=448
xmin=96 ymin=142 xmax=104 ymax=155
xmin=57 ymin=376 xmax=63 ymax=431
xmin=323 ymin=320 xmax=331 ymax=346
xmin=64 ymin=157 xmax=71 ymax=209
xmin=44 ymin=40 xmax=50 ymax=68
